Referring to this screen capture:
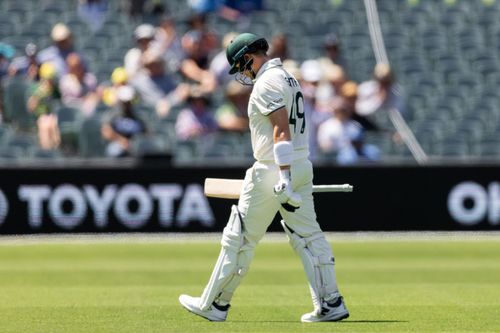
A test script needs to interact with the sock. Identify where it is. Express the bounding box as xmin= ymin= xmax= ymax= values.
xmin=212 ymin=301 xmax=230 ymax=311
